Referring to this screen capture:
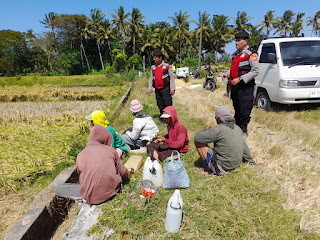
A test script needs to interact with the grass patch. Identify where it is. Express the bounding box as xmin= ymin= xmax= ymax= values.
xmin=91 ymin=77 xmax=319 ymax=239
